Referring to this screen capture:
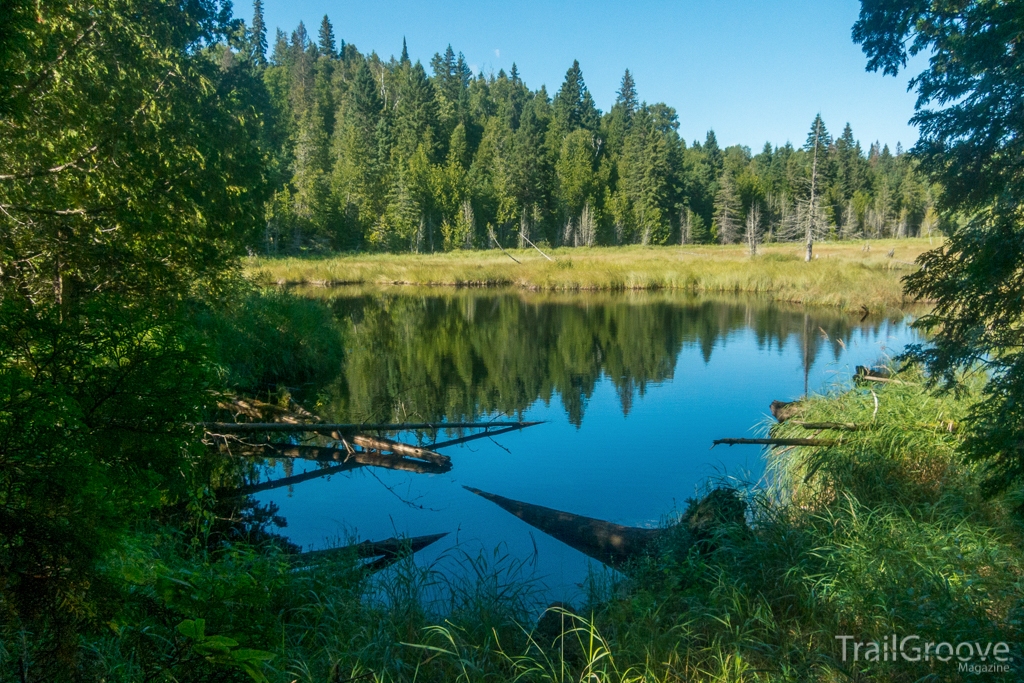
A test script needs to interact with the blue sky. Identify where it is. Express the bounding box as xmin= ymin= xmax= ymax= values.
xmin=251 ymin=0 xmax=921 ymax=151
